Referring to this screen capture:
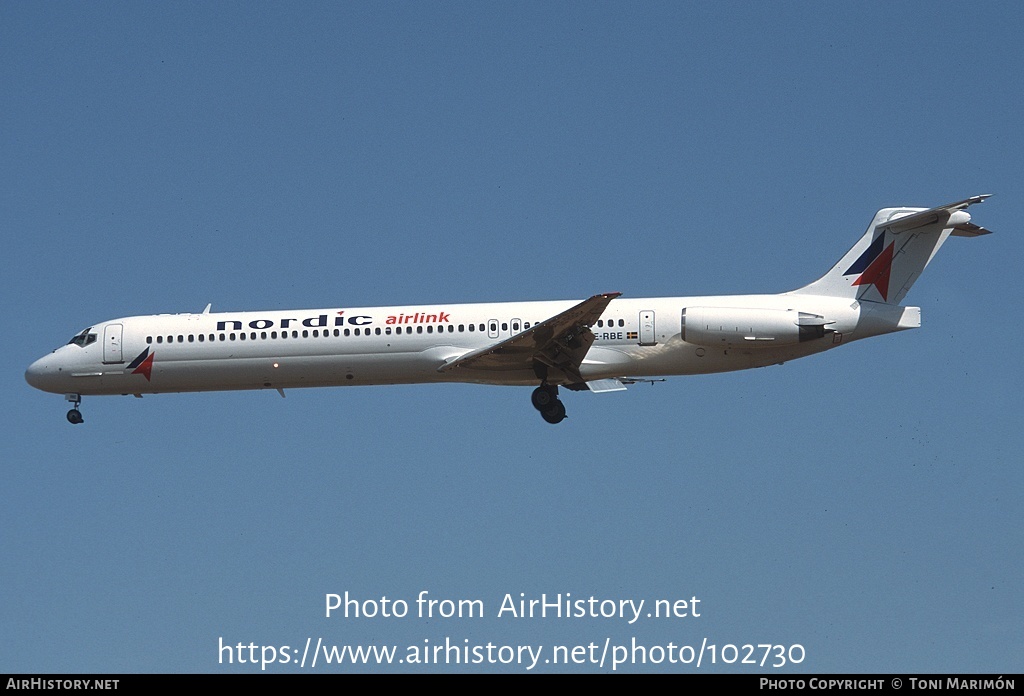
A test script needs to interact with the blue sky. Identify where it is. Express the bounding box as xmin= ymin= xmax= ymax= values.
xmin=3 ymin=1 xmax=1021 ymax=673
